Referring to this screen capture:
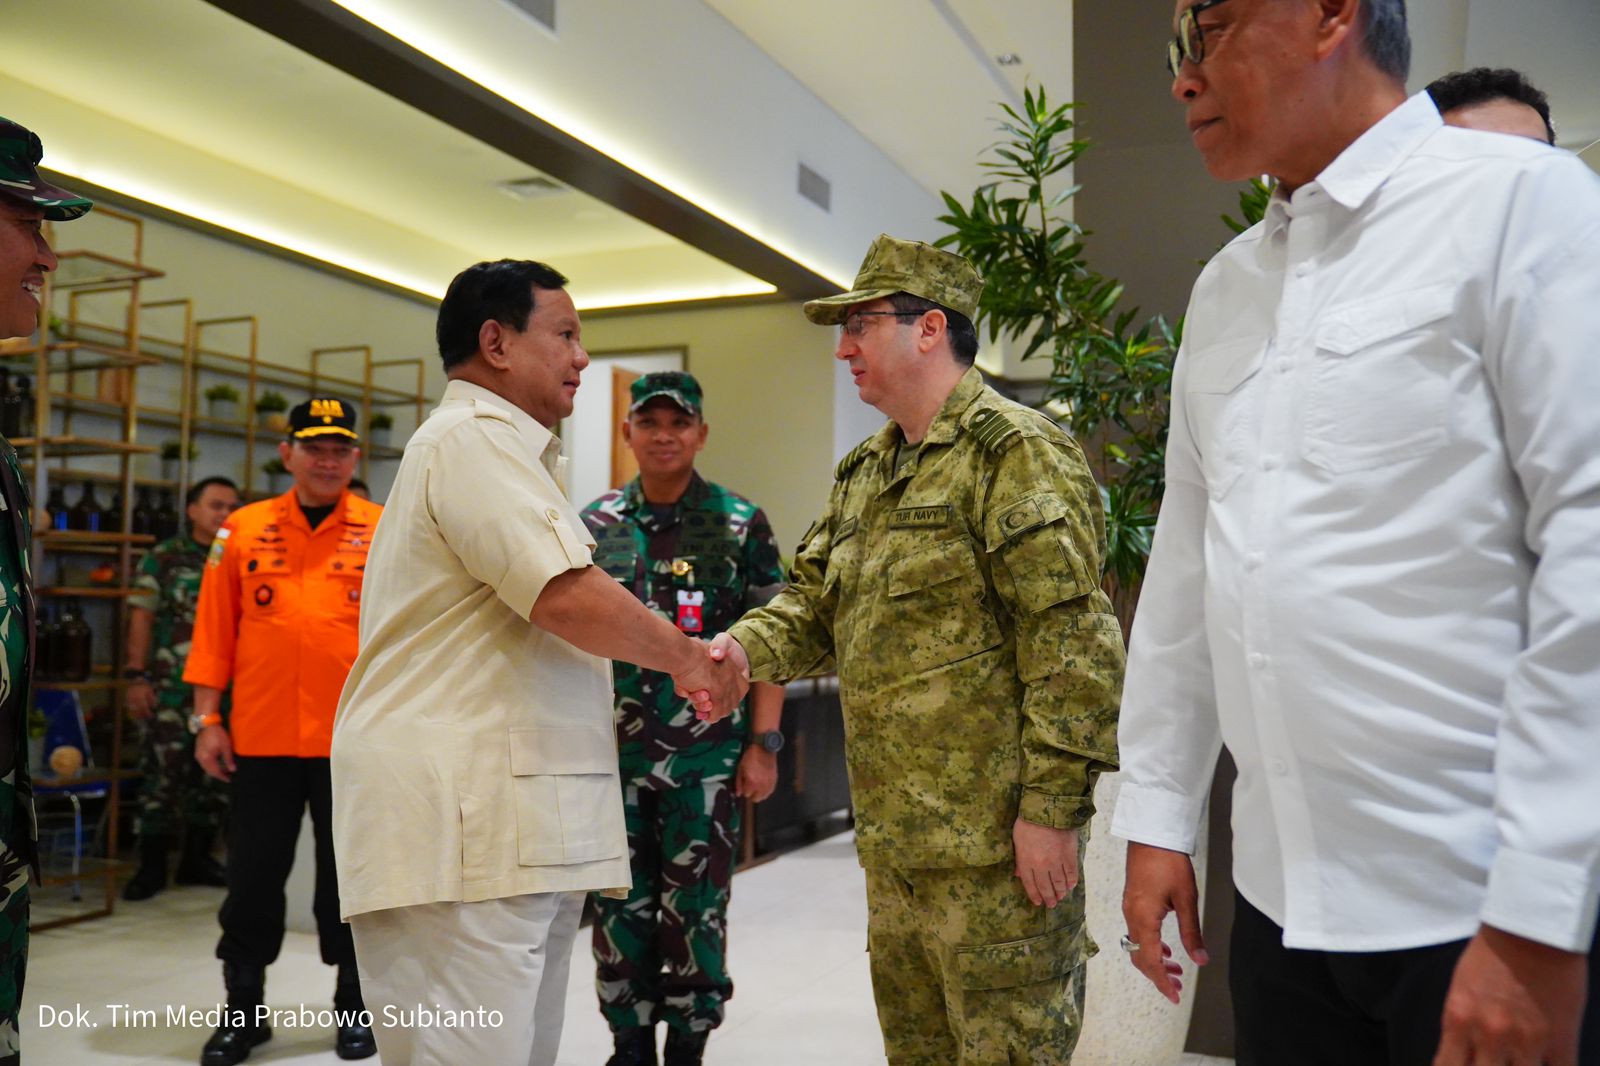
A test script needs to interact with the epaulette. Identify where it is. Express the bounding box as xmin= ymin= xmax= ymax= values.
xmin=963 ymin=405 xmax=1028 ymax=454
xmin=834 ymin=439 xmax=872 ymax=481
